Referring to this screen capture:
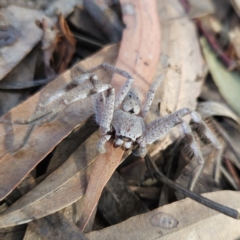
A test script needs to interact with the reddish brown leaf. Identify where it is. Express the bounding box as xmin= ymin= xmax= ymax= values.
xmin=77 ymin=142 xmax=125 ymax=231
xmin=112 ymin=0 xmax=161 ymax=103
xmin=38 ymin=14 xmax=76 ymax=76
xmin=54 ymin=14 xmax=76 ymax=73
xmin=77 ymin=0 xmax=161 ymax=231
